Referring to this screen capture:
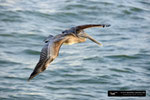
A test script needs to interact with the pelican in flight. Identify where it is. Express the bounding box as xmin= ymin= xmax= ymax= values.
xmin=28 ymin=24 xmax=110 ymax=81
